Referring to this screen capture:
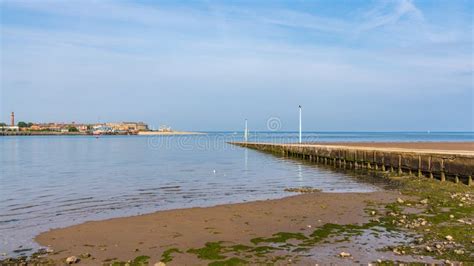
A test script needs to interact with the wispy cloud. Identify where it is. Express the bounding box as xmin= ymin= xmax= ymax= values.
xmin=1 ymin=0 xmax=472 ymax=130
xmin=359 ymin=0 xmax=423 ymax=32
